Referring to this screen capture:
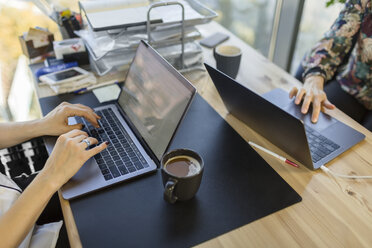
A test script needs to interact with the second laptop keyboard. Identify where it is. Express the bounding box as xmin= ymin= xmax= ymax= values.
xmin=75 ymin=108 xmax=149 ymax=181
xmin=305 ymin=126 xmax=340 ymax=163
